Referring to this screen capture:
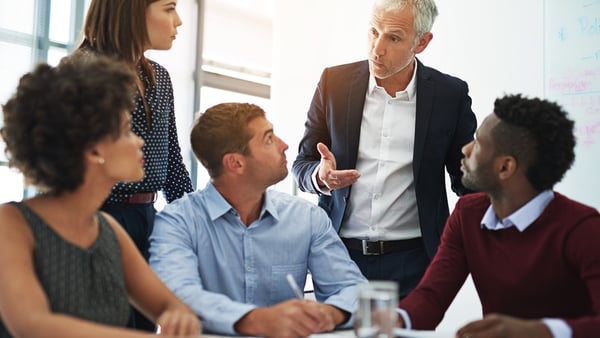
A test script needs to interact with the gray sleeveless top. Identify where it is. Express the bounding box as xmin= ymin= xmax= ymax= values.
xmin=0 ymin=202 xmax=130 ymax=337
